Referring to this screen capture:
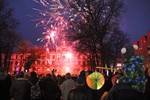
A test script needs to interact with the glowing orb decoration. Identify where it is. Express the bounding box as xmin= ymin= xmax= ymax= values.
xmin=86 ymin=72 xmax=105 ymax=90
